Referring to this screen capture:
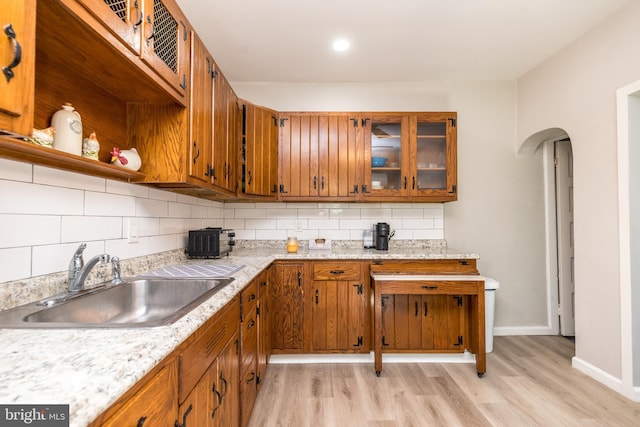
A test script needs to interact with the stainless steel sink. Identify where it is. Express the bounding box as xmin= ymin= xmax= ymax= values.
xmin=0 ymin=277 xmax=234 ymax=328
